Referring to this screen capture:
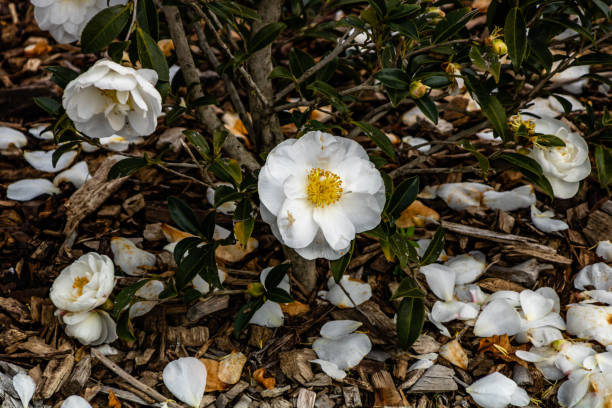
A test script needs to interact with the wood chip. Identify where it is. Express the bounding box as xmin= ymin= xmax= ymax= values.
xmin=186 ymin=295 xmax=229 ymax=323
xmin=61 ymin=355 xmax=91 ymax=396
xmin=217 ymin=351 xmax=247 ymax=385
xmin=280 ymin=349 xmax=316 ymax=385
xmin=372 ymin=370 xmax=404 ymax=407
xmin=478 ymin=278 xmax=527 ymax=293
xmin=342 ymin=385 xmax=362 ymax=407
xmin=166 ymin=326 xmax=209 ymax=347
xmin=486 ymin=259 xmax=553 ymax=286
xmin=296 ymin=388 xmax=316 ymax=408
xmin=0 ymin=297 xmax=31 ymax=323
xmin=407 ymin=365 xmax=457 ymax=394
